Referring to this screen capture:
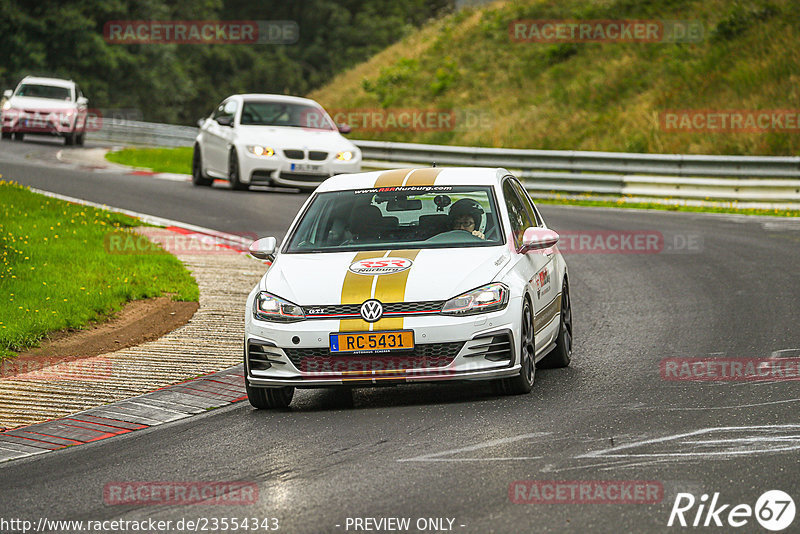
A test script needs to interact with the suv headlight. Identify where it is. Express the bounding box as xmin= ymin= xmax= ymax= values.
xmin=441 ymin=283 xmax=509 ymax=316
xmin=254 ymin=292 xmax=305 ymax=322
xmin=335 ymin=150 xmax=354 ymax=161
xmin=247 ymin=145 xmax=275 ymax=157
